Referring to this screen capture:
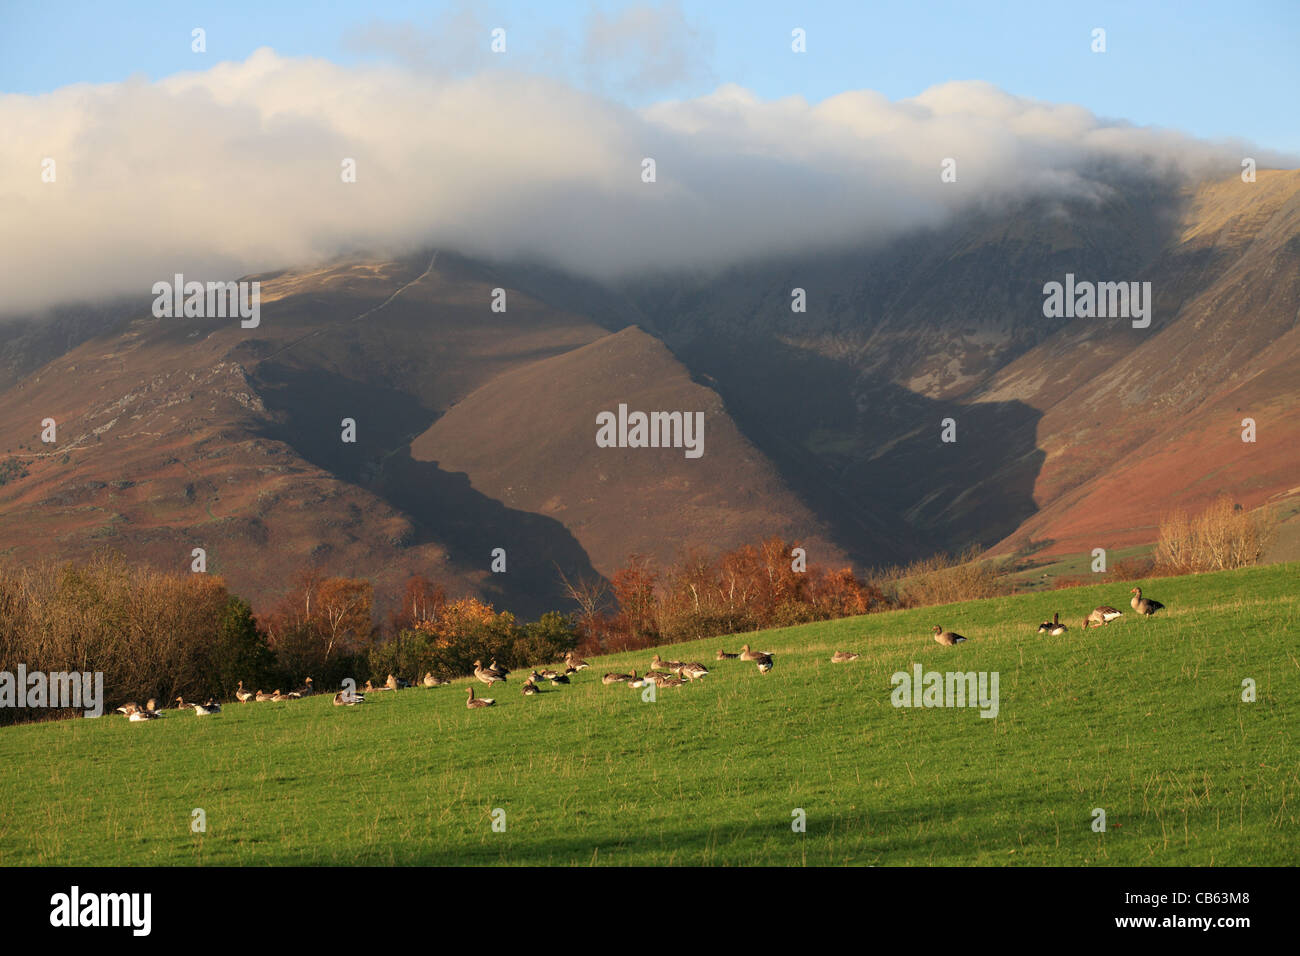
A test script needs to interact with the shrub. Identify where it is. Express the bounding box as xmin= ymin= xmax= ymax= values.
xmin=1155 ymin=497 xmax=1277 ymax=573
